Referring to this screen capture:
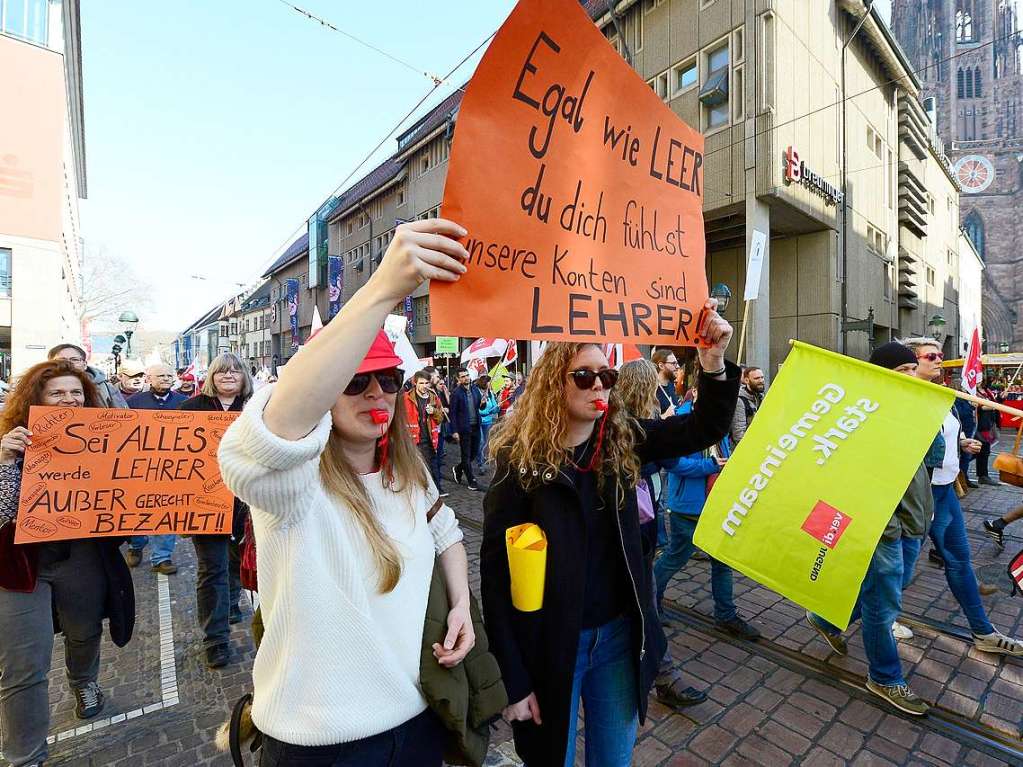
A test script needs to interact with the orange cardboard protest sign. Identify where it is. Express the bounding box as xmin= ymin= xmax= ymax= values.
xmin=432 ymin=0 xmax=706 ymax=346
xmin=14 ymin=406 xmax=238 ymax=543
